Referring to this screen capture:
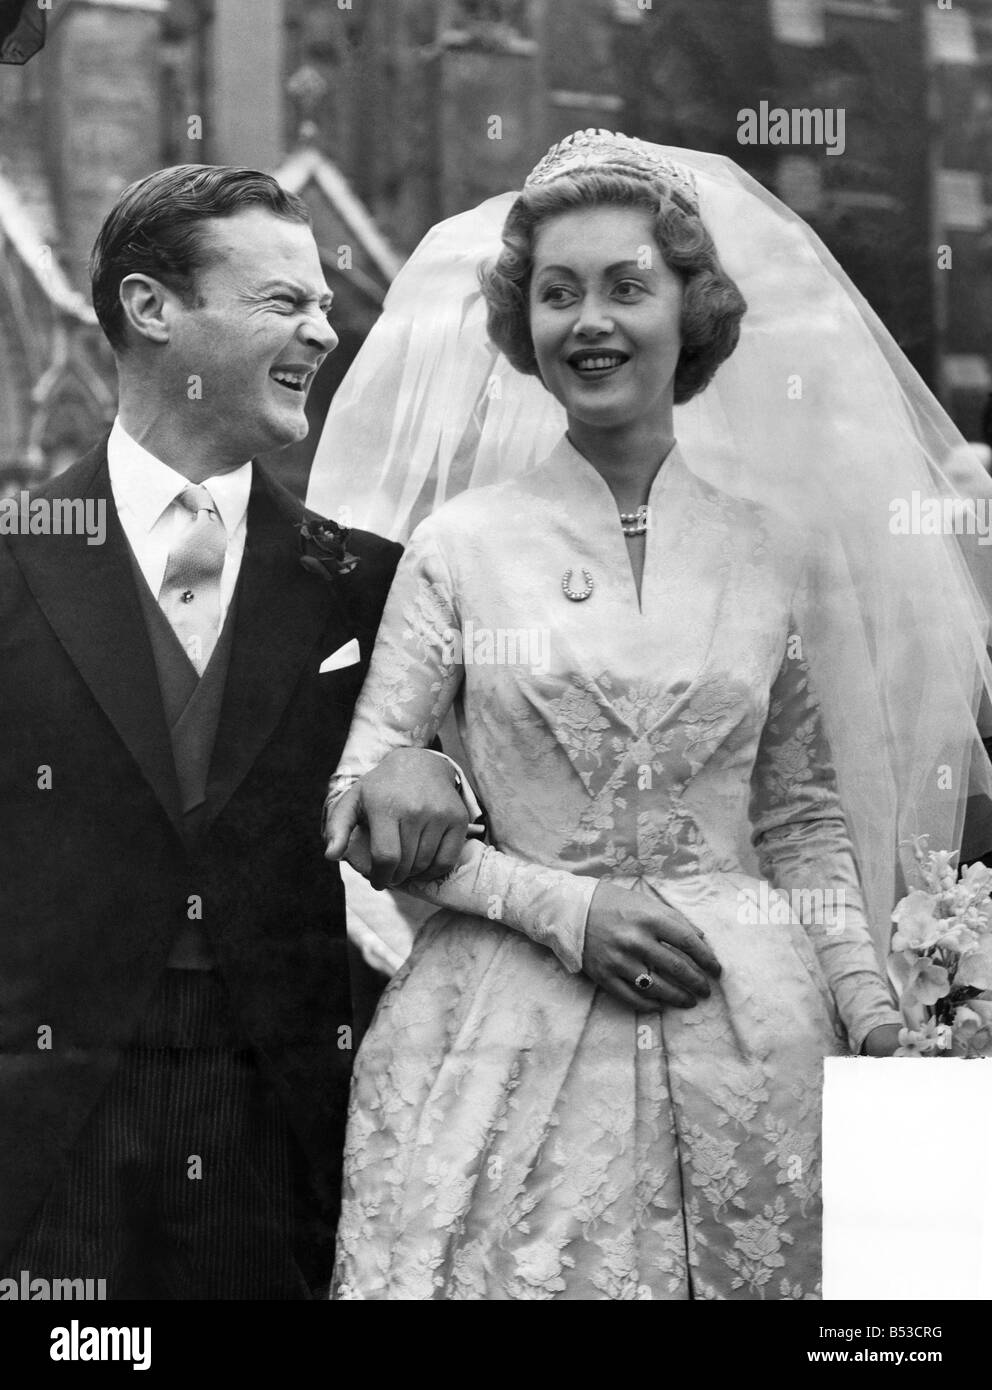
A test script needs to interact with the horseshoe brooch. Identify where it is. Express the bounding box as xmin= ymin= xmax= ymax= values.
xmin=561 ymin=568 xmax=594 ymax=602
